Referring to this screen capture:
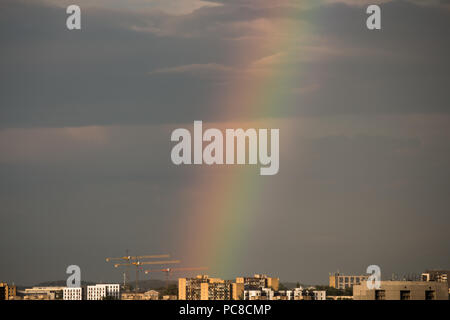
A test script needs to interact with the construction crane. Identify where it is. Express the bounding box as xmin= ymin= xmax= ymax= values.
xmin=145 ymin=267 xmax=208 ymax=288
xmin=106 ymin=254 xmax=170 ymax=262
xmin=114 ymin=259 xmax=181 ymax=292
xmin=105 ymin=249 xmax=134 ymax=289
xmin=105 ymin=253 xmax=170 ymax=291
